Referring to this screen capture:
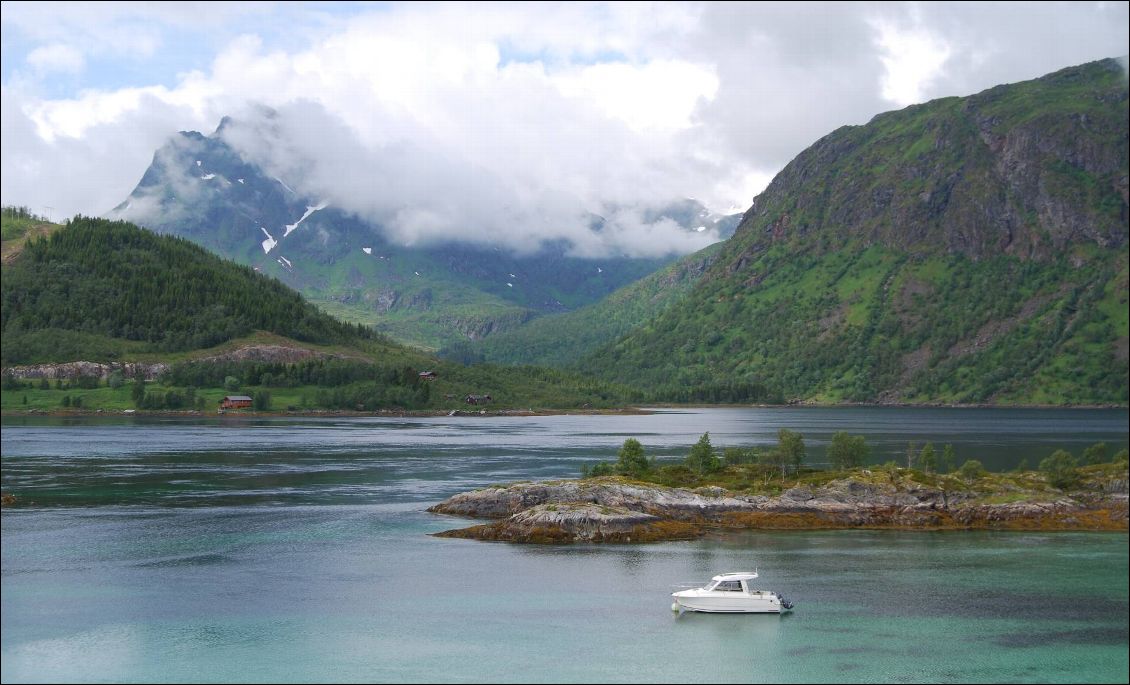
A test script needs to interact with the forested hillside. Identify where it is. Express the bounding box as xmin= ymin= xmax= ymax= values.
xmin=445 ymin=243 xmax=724 ymax=368
xmin=2 ymin=216 xmax=375 ymax=364
xmin=0 ymin=214 xmax=638 ymax=411
xmin=585 ymin=58 xmax=1129 ymax=405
